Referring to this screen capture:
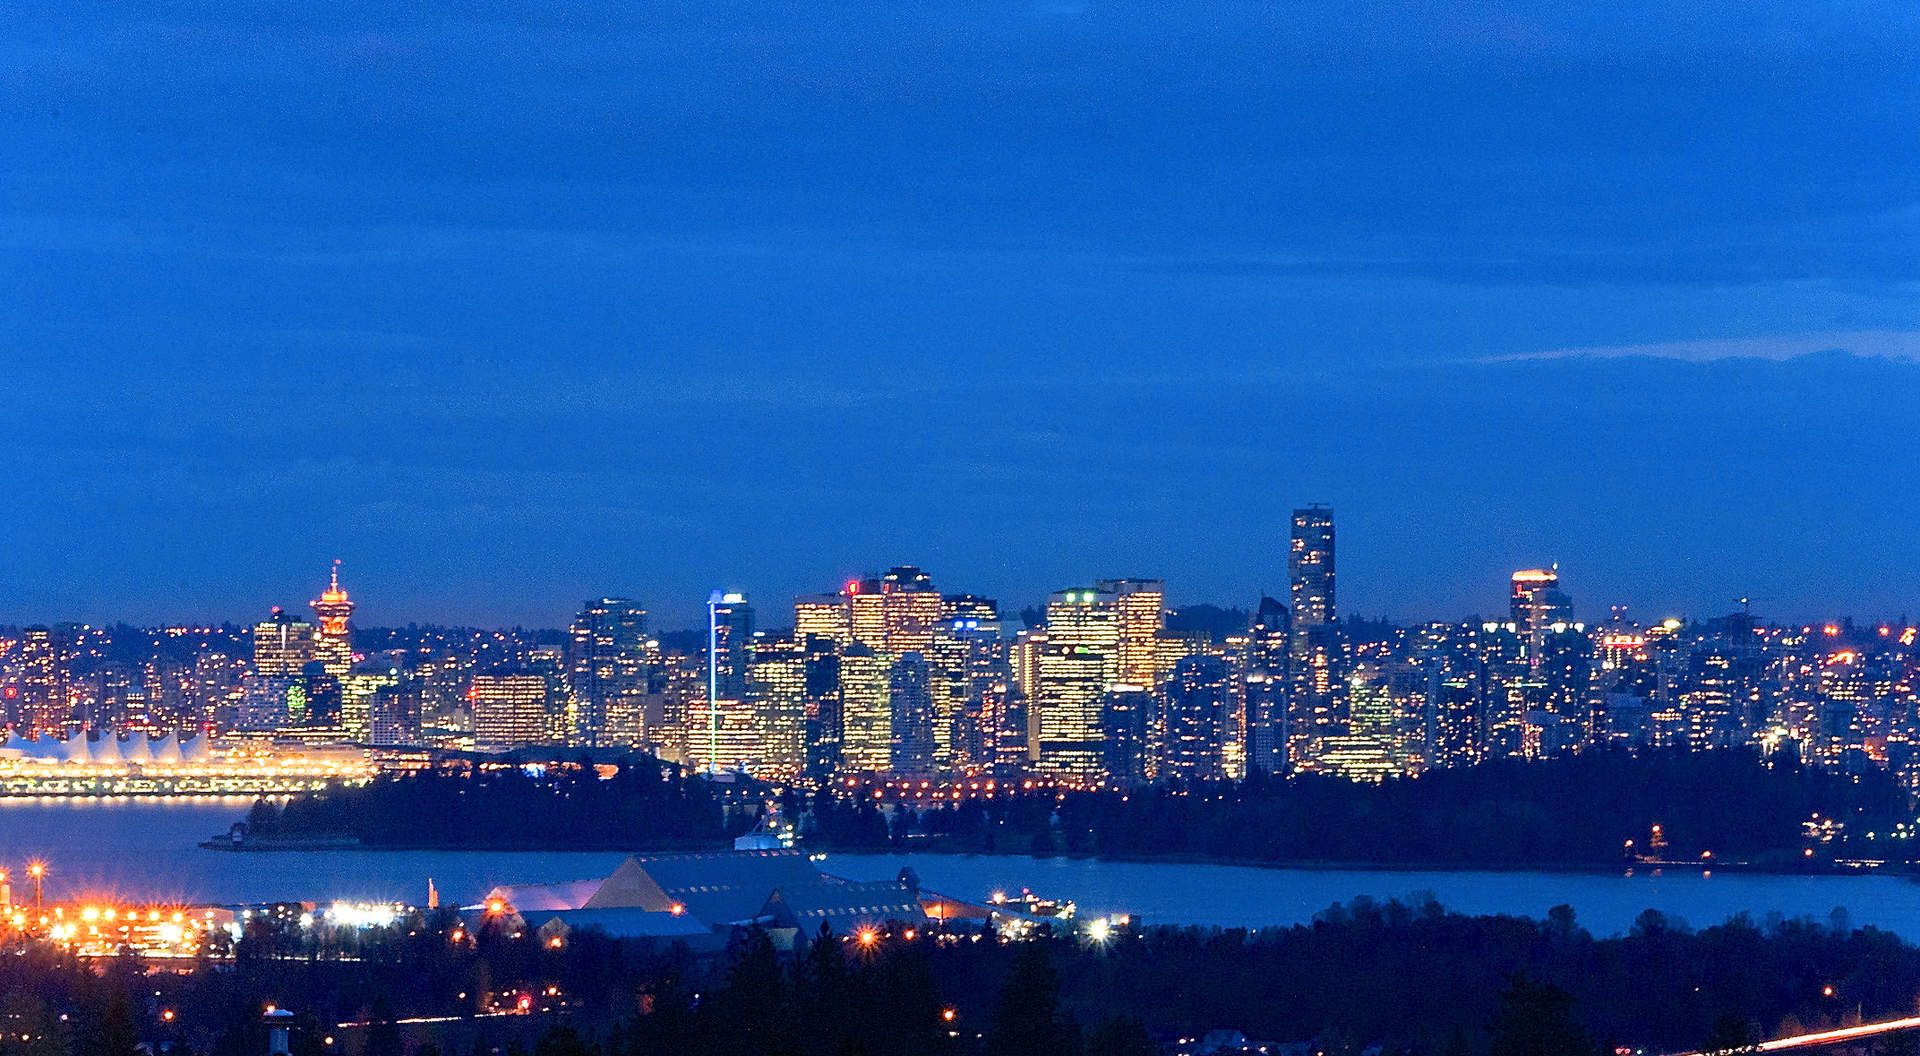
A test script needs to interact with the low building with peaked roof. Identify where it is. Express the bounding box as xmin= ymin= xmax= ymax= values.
xmin=759 ymin=879 xmax=926 ymax=937
xmin=479 ymin=849 xmax=927 ymax=948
